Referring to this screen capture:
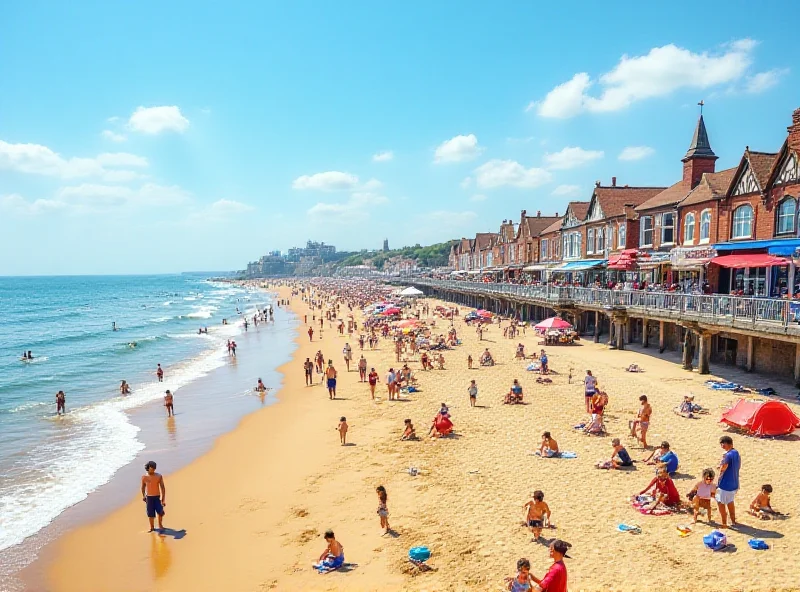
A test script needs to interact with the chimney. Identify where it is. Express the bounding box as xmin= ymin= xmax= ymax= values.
xmin=611 ymin=176 xmax=617 ymax=187
xmin=521 ymin=209 xmax=527 ymax=217
xmin=595 ymin=180 xmax=601 ymax=187
xmin=789 ymin=108 xmax=800 ymax=151
xmin=555 ymin=212 xmax=559 ymax=217
xmin=536 ymin=210 xmax=541 ymax=217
